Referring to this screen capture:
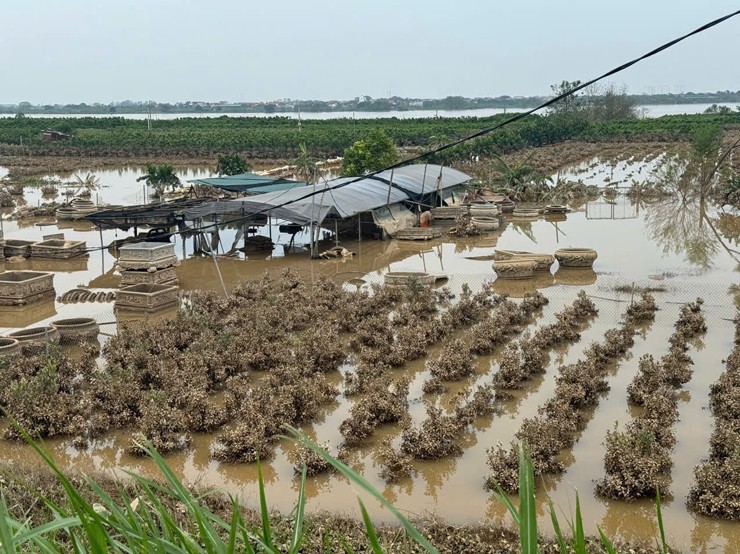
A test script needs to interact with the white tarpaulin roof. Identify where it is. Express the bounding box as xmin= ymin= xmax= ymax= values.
xmin=184 ymin=164 xmax=471 ymax=225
